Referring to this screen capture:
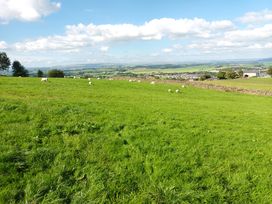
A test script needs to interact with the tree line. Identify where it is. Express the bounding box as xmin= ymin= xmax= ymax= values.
xmin=0 ymin=52 xmax=64 ymax=77
xmin=0 ymin=52 xmax=29 ymax=77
